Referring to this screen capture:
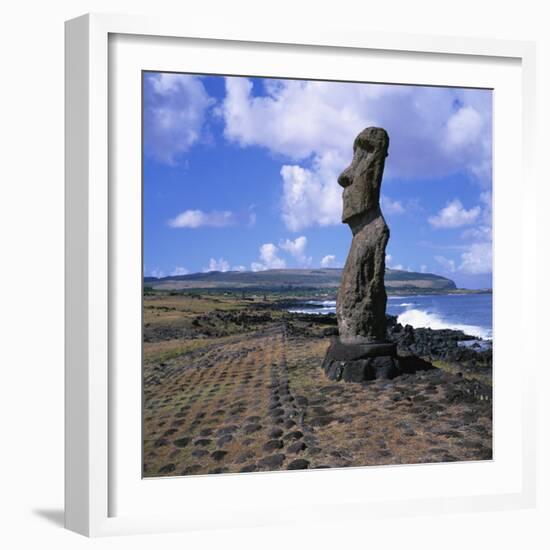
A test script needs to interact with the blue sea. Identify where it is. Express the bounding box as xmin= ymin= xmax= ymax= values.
xmin=289 ymin=293 xmax=493 ymax=340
